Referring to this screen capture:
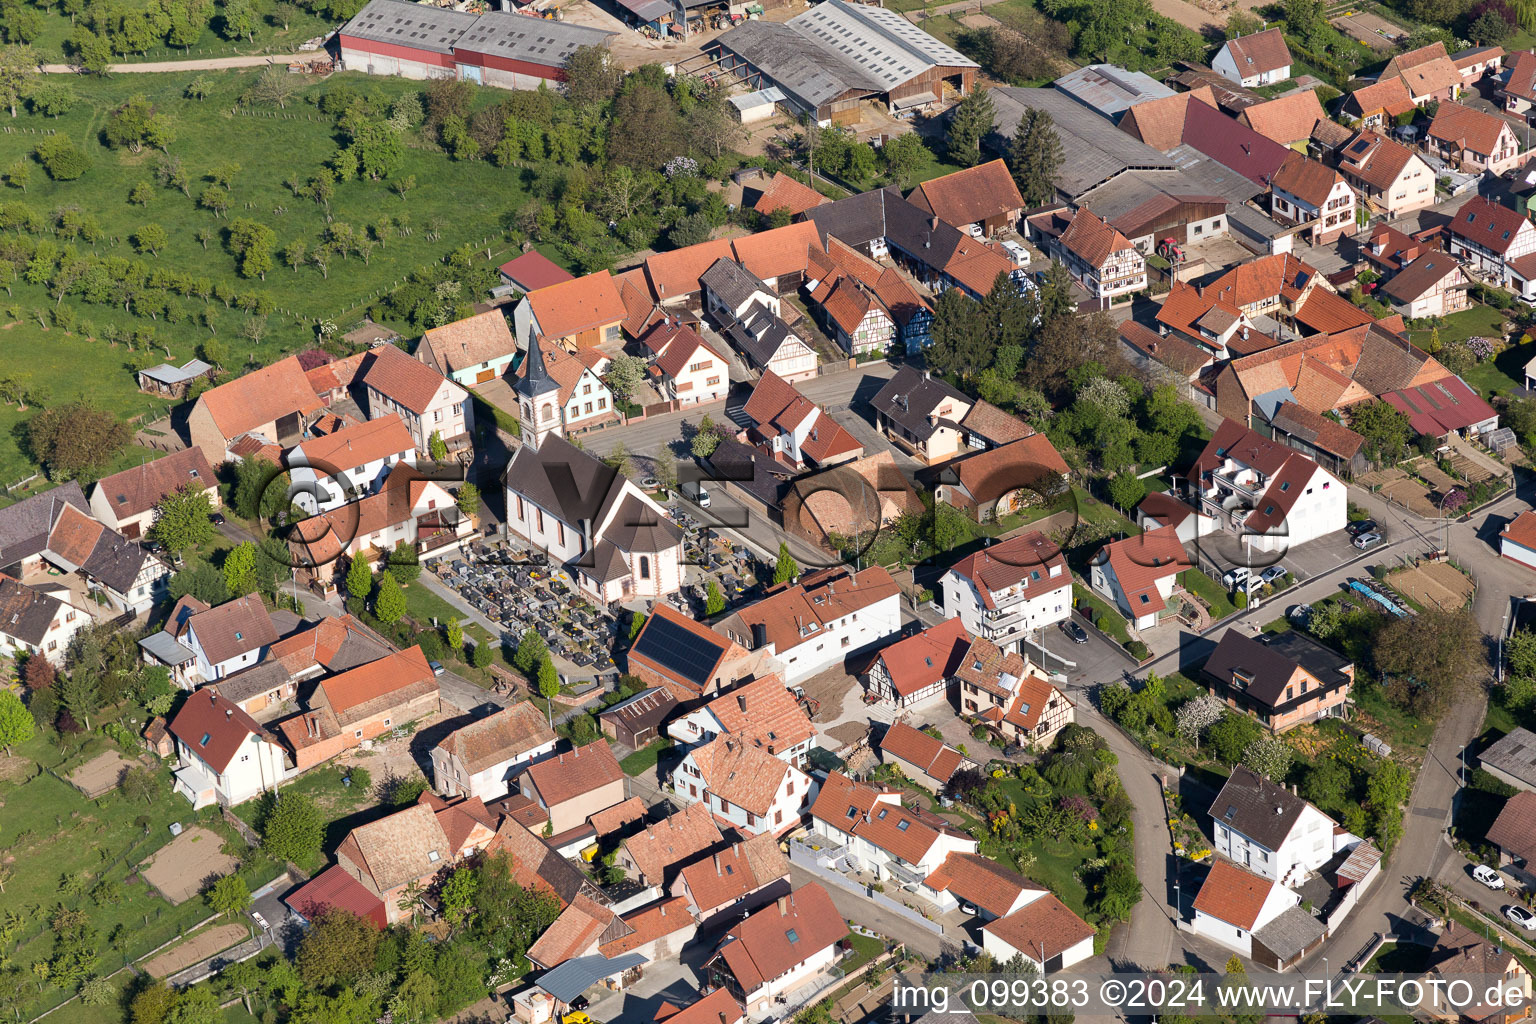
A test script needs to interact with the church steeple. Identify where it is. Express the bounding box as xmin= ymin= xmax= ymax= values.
xmin=516 ymin=333 xmax=562 ymax=452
